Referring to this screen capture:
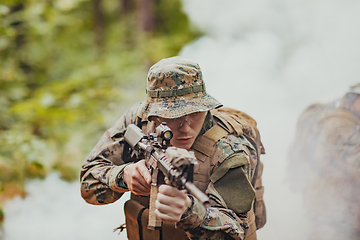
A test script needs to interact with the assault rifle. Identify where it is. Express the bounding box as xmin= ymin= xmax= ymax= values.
xmin=124 ymin=123 xmax=210 ymax=230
